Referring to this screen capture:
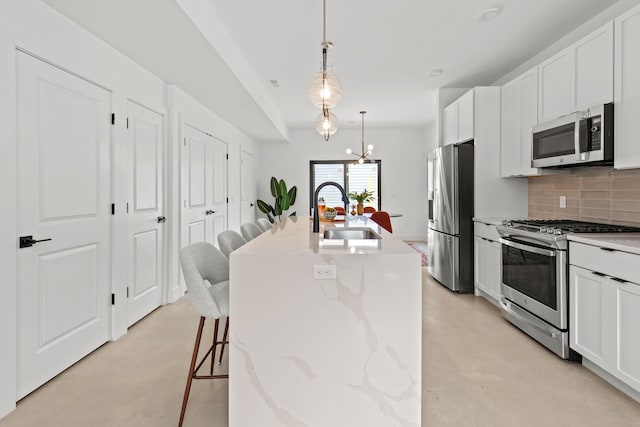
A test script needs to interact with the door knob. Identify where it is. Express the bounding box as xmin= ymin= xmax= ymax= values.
xmin=19 ymin=235 xmax=52 ymax=248
xmin=250 ymin=203 xmax=254 ymax=207
xmin=157 ymin=216 xmax=166 ymax=223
